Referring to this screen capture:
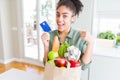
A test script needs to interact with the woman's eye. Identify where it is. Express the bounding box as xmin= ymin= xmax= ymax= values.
xmin=63 ymin=15 xmax=67 ymax=18
xmin=56 ymin=14 xmax=60 ymax=17
xmin=56 ymin=14 xmax=68 ymax=19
